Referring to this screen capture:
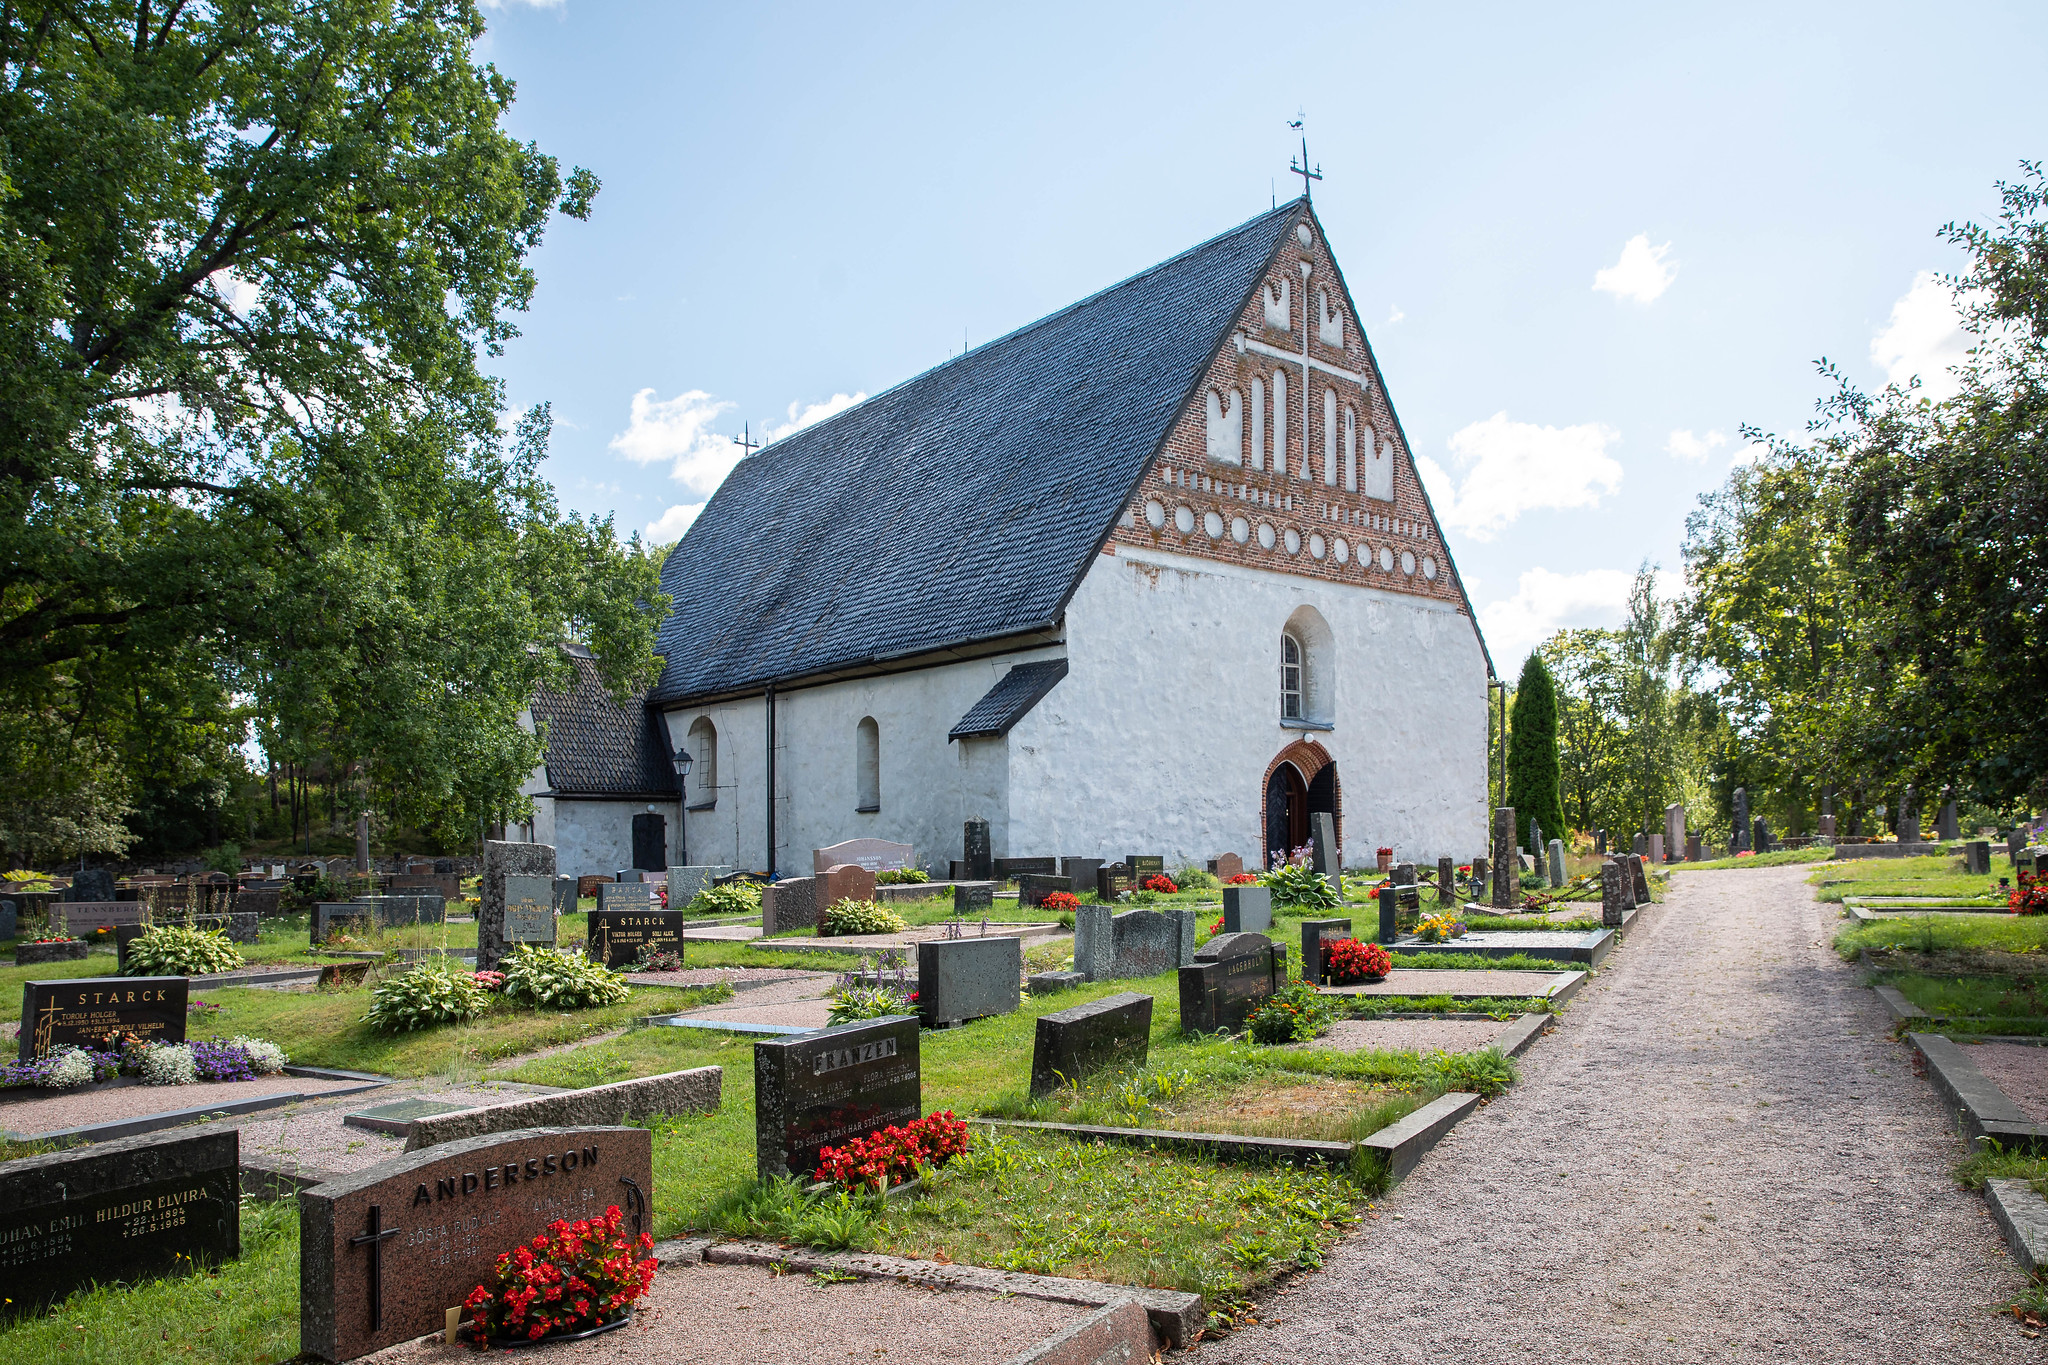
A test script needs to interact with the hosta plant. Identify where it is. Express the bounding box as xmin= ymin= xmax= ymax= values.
xmin=687 ymin=881 xmax=762 ymax=916
xmin=1260 ymin=862 xmax=1341 ymax=910
xmin=875 ymin=868 xmax=930 ymax=886
xmin=125 ymin=925 xmax=245 ymax=976
xmin=500 ymin=946 xmax=631 ymax=1010
xmin=366 ymin=962 xmax=491 ymax=1033
xmin=828 ymin=983 xmax=914 ymax=1026
xmin=821 ymin=898 xmax=907 ymax=936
